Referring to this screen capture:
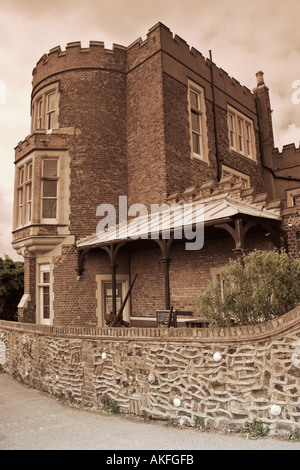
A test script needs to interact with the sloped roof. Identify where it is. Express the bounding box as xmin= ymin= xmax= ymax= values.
xmin=77 ymin=191 xmax=281 ymax=250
